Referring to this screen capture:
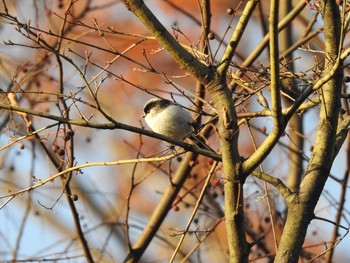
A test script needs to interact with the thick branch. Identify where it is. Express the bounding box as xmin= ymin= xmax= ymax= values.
xmin=207 ymin=80 xmax=247 ymax=262
xmin=275 ymin=1 xmax=343 ymax=261
xmin=120 ymin=0 xmax=213 ymax=84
